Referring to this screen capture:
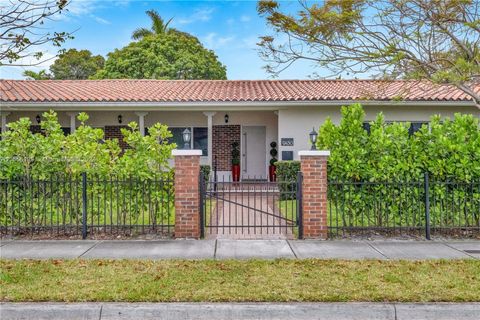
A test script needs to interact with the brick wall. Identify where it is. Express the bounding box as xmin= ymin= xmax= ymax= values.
xmin=174 ymin=154 xmax=201 ymax=238
xmin=212 ymin=125 xmax=240 ymax=170
xmin=104 ymin=126 xmax=129 ymax=150
xmin=300 ymin=154 xmax=329 ymax=239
